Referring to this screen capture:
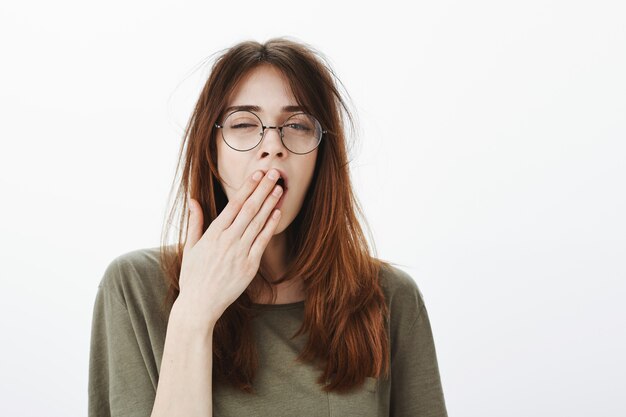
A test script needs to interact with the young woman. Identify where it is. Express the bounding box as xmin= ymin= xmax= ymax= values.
xmin=88 ymin=37 xmax=448 ymax=417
